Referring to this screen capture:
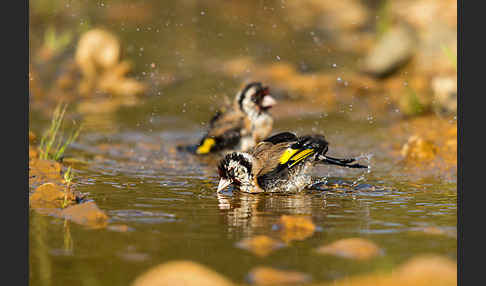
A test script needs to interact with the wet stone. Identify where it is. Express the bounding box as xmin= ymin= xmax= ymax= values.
xmin=60 ymin=201 xmax=108 ymax=229
xmin=316 ymin=238 xmax=382 ymax=260
xmin=327 ymin=255 xmax=456 ymax=286
xmin=361 ymin=25 xmax=416 ymax=78
xmin=29 ymin=145 xmax=39 ymax=159
xmin=29 ymin=131 xmax=37 ymax=143
xmin=131 ymin=260 xmax=235 ymax=286
xmin=400 ymin=135 xmax=438 ymax=162
xmin=277 ymin=215 xmax=316 ymax=243
xmin=108 ymin=224 xmax=134 ymax=232
xmin=29 ymin=159 xmax=64 ymax=188
xmin=30 ymin=183 xmax=67 ymax=209
xmin=236 ymin=235 xmax=285 ymax=257
xmin=247 ymin=266 xmax=311 ymax=286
